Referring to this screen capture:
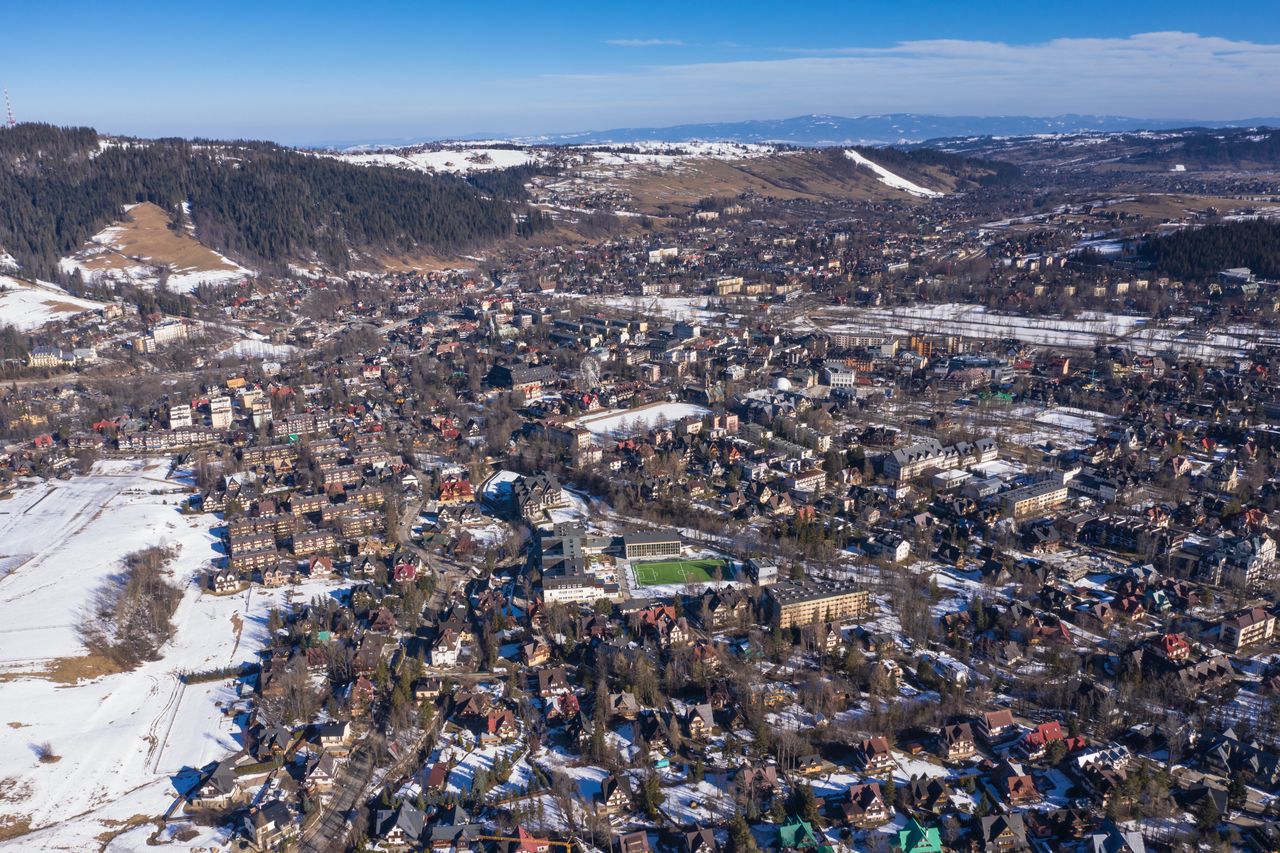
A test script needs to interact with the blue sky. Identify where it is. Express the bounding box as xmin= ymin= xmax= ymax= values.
xmin=5 ymin=0 xmax=1280 ymax=144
